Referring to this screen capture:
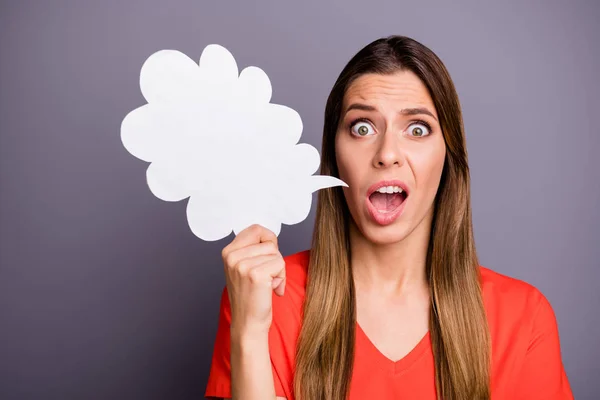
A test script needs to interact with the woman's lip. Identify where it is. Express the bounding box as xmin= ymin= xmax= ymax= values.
xmin=366 ymin=179 xmax=410 ymax=197
xmin=366 ymin=192 xmax=407 ymax=226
